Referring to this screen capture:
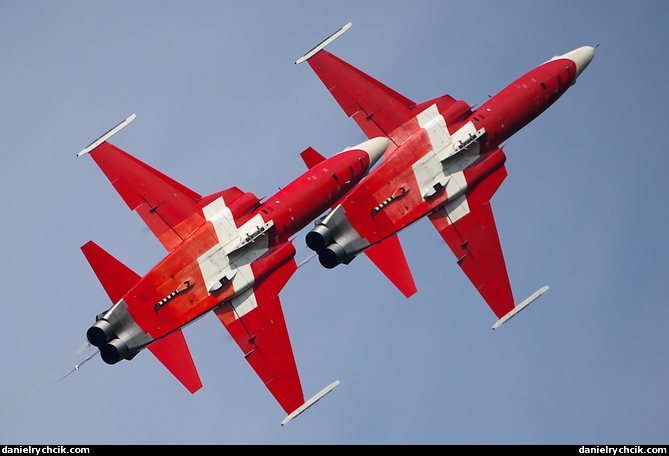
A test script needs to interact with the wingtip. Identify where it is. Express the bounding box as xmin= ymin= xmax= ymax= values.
xmin=280 ymin=380 xmax=341 ymax=426
xmin=492 ymin=285 xmax=549 ymax=330
xmin=295 ymin=22 xmax=352 ymax=64
xmin=77 ymin=113 xmax=136 ymax=157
